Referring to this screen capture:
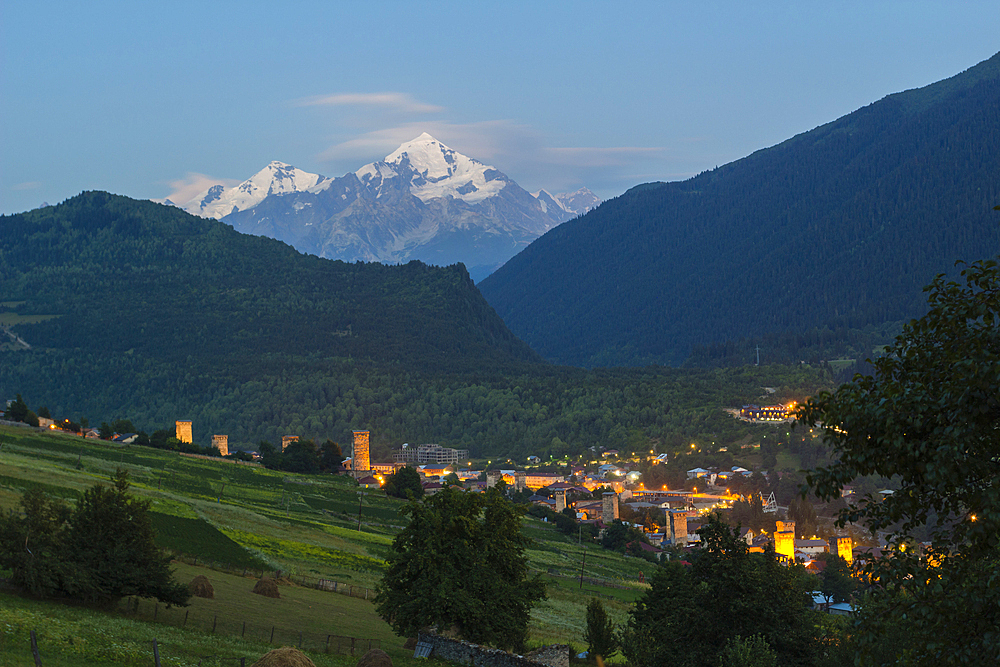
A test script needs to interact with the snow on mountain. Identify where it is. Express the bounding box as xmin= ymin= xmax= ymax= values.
xmin=168 ymin=134 xmax=601 ymax=281
xmin=180 ymin=161 xmax=327 ymax=219
xmin=534 ymin=188 xmax=602 ymax=218
xmin=555 ymin=188 xmax=601 ymax=216
xmin=353 ymin=132 xmax=508 ymax=204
